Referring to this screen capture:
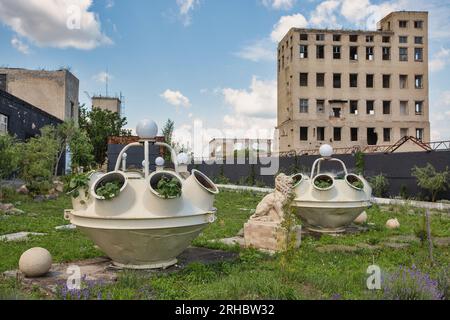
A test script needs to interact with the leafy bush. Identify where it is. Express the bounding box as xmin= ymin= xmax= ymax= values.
xmin=369 ymin=174 xmax=389 ymax=198
xmin=354 ymin=151 xmax=365 ymax=175
xmin=67 ymin=173 xmax=91 ymax=198
xmin=69 ymin=130 xmax=94 ymax=172
xmin=314 ymin=176 xmax=333 ymax=189
xmin=96 ymin=181 xmax=122 ymax=200
xmin=0 ymin=135 xmax=21 ymax=179
xmin=19 ymin=127 xmax=59 ymax=194
xmin=383 ymin=265 xmax=443 ymax=300
xmin=156 ymin=177 xmax=182 ymax=199
xmin=412 ymin=163 xmax=450 ymax=202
